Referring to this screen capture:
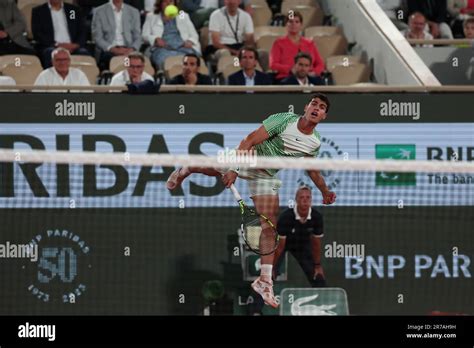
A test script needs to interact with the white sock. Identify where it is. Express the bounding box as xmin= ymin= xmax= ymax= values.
xmin=260 ymin=264 xmax=273 ymax=281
